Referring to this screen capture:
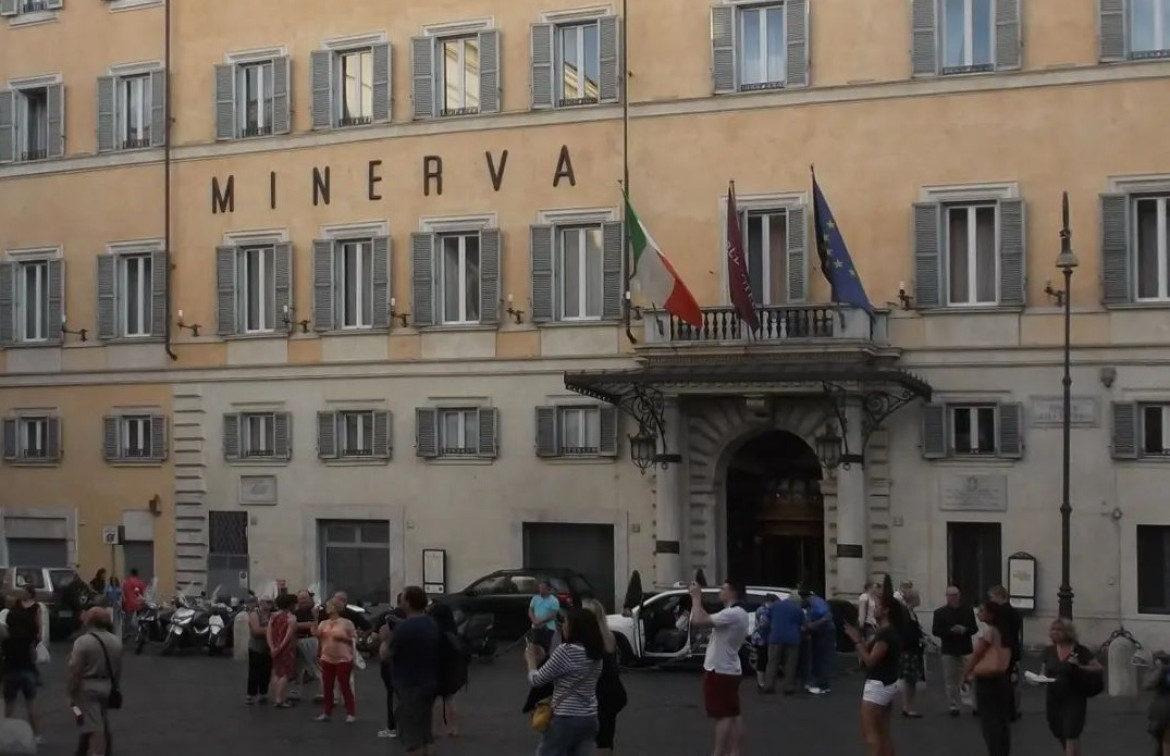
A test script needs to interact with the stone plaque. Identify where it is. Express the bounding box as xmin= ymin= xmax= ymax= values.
xmin=239 ymin=475 xmax=277 ymax=506
xmin=940 ymin=474 xmax=1008 ymax=512
xmin=1029 ymin=396 xmax=1099 ymax=428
